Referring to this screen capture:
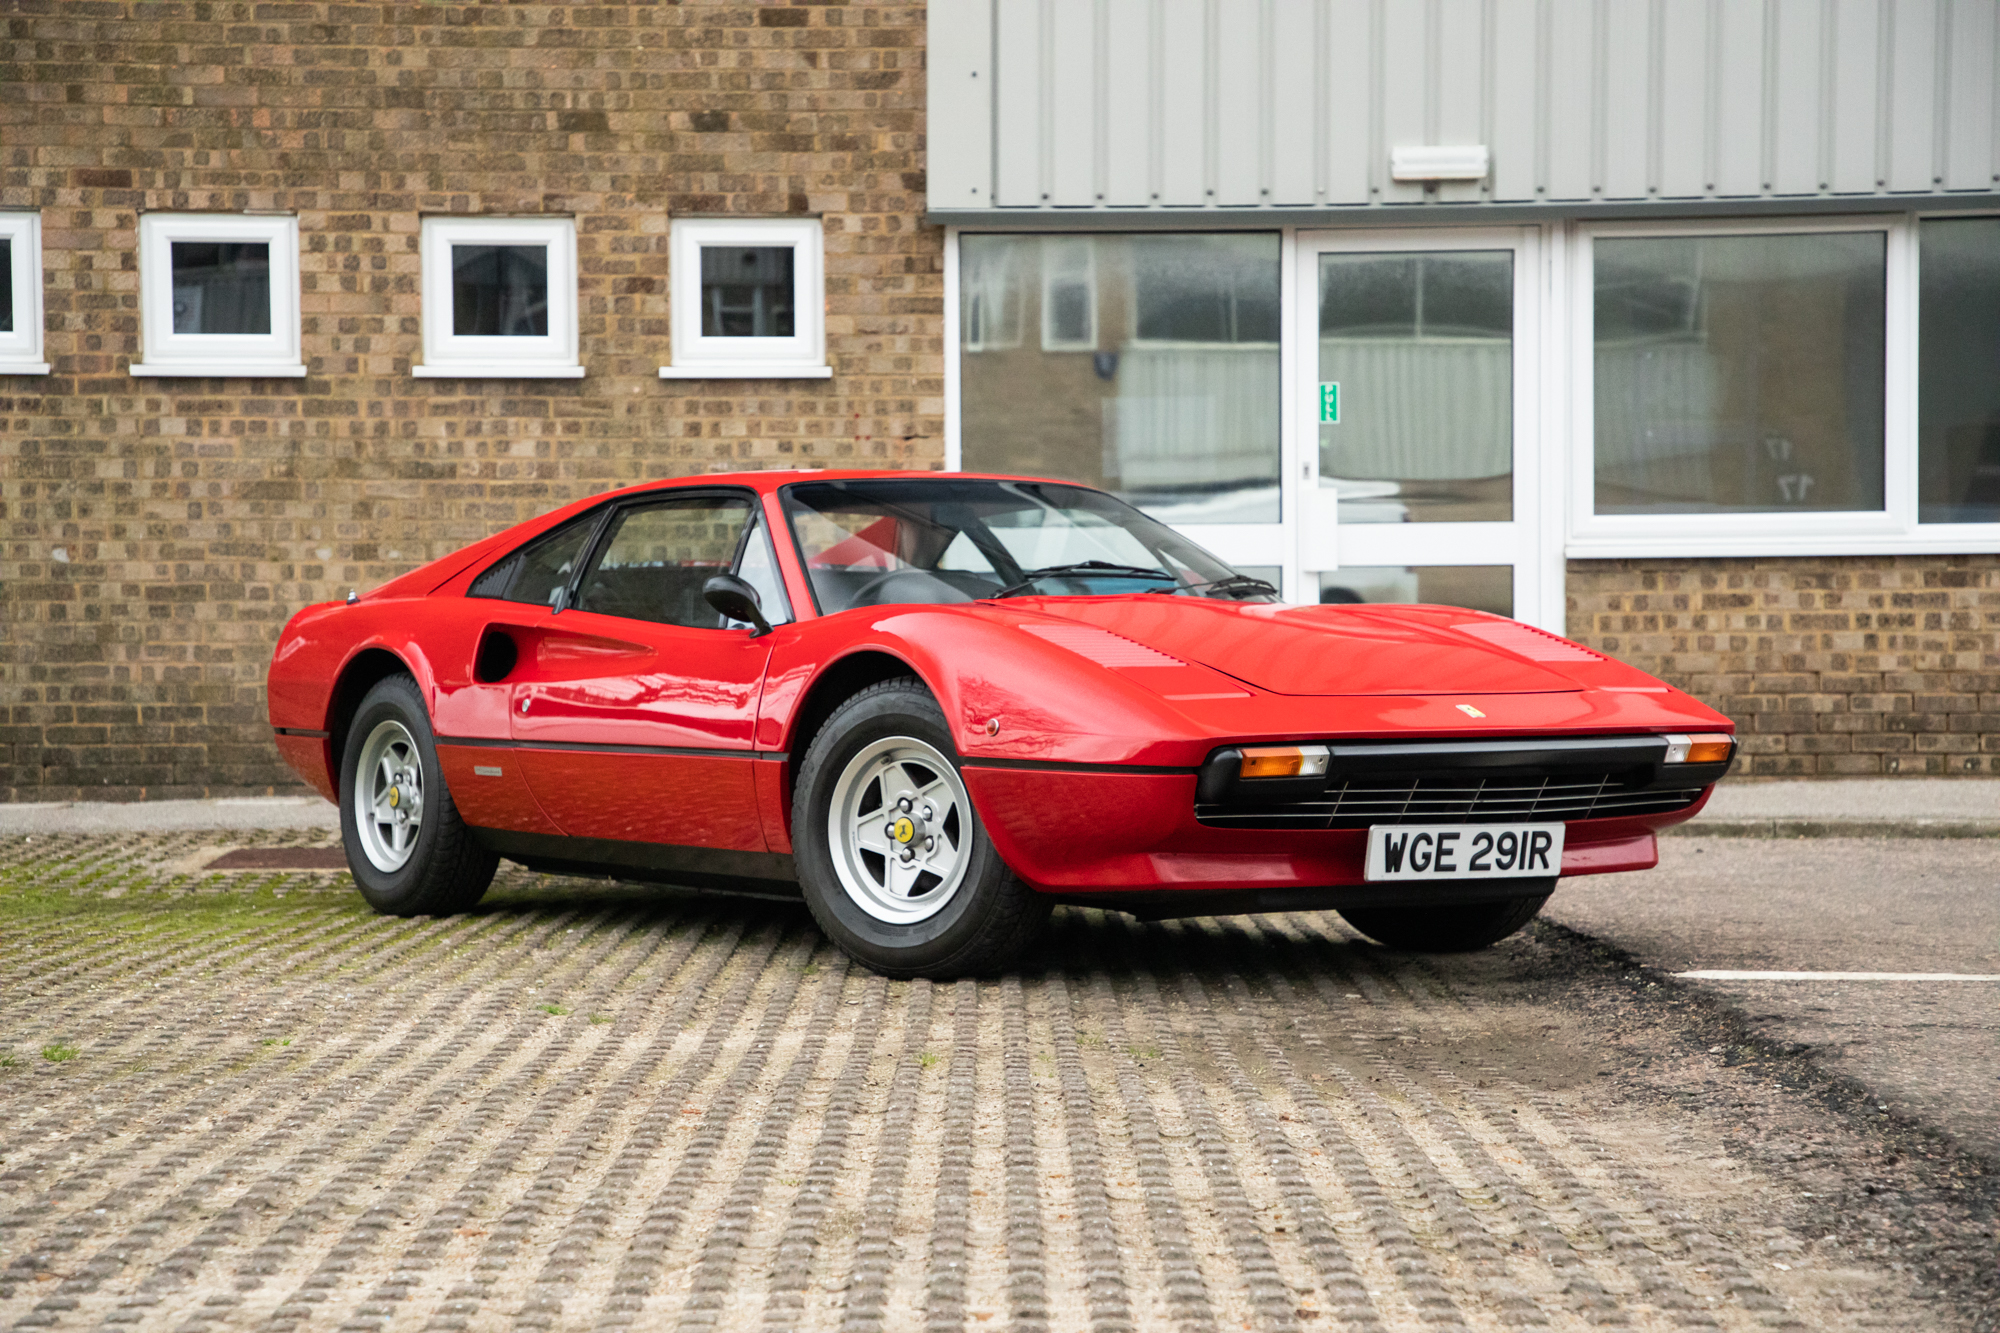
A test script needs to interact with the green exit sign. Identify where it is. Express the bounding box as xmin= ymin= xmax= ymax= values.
xmin=1318 ymin=382 xmax=1340 ymax=424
